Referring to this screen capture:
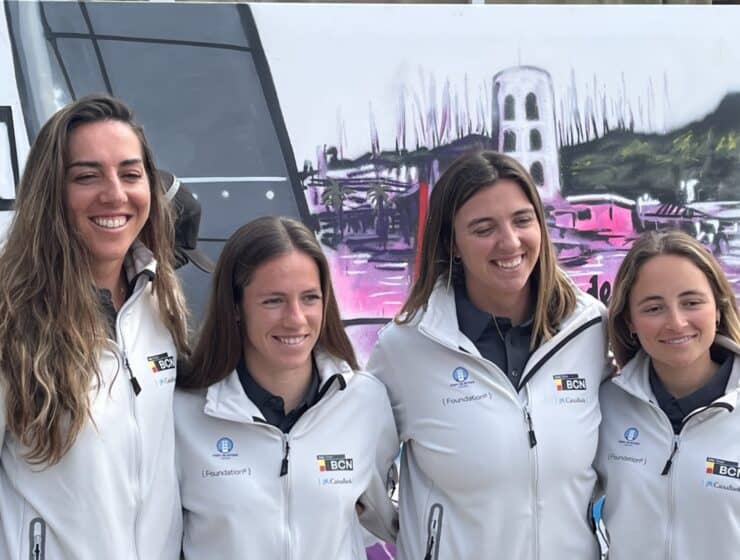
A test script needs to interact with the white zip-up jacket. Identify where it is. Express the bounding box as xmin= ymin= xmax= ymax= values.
xmin=0 ymin=242 xmax=181 ymax=560
xmin=175 ymin=349 xmax=399 ymax=560
xmin=367 ymin=281 xmax=610 ymax=560
xmin=595 ymin=335 xmax=740 ymax=560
